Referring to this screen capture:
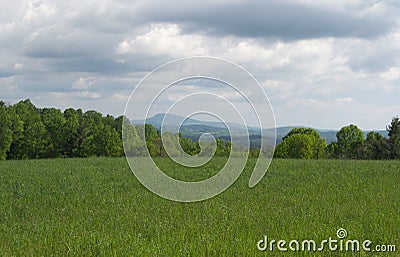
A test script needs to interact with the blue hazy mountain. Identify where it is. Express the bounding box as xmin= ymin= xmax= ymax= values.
xmin=131 ymin=113 xmax=388 ymax=146
xmin=131 ymin=113 xmax=269 ymax=147
xmin=132 ymin=113 xmax=260 ymax=131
